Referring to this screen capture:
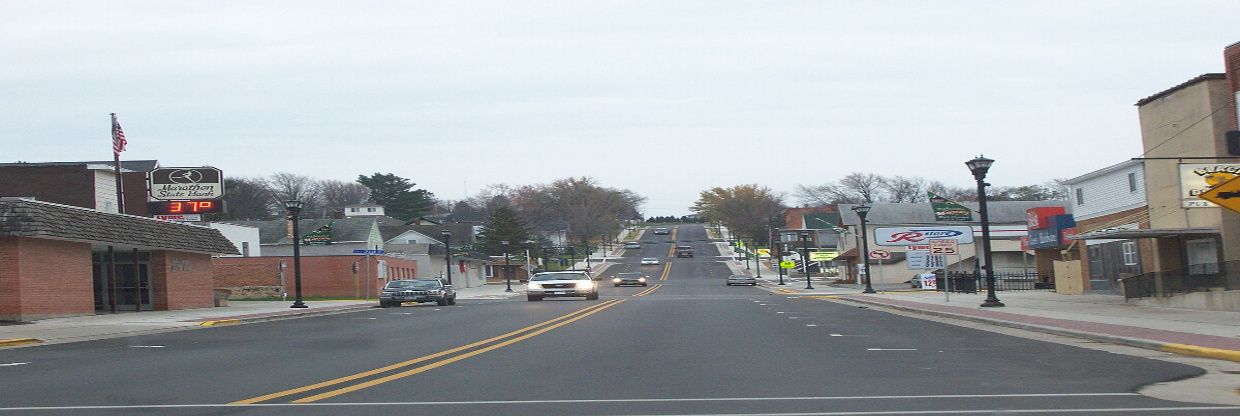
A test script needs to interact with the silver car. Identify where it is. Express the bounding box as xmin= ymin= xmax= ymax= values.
xmin=726 ymin=274 xmax=757 ymax=286
xmin=612 ymin=272 xmax=649 ymax=287
xmin=640 ymin=257 xmax=660 ymax=265
xmin=527 ymin=271 xmax=599 ymax=301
